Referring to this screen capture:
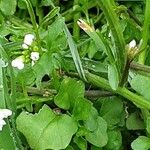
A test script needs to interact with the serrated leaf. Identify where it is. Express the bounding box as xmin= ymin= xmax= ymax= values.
xmin=131 ymin=75 xmax=150 ymax=101
xmin=85 ymin=117 xmax=108 ymax=147
xmin=0 ymin=0 xmax=17 ymax=15
xmin=54 ymin=77 xmax=85 ymax=110
xmin=126 ymin=112 xmax=144 ymax=130
xmin=16 ymin=105 xmax=78 ymax=150
xmin=99 ymin=97 xmax=123 ymax=128
xmin=131 ymin=136 xmax=150 ymax=150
